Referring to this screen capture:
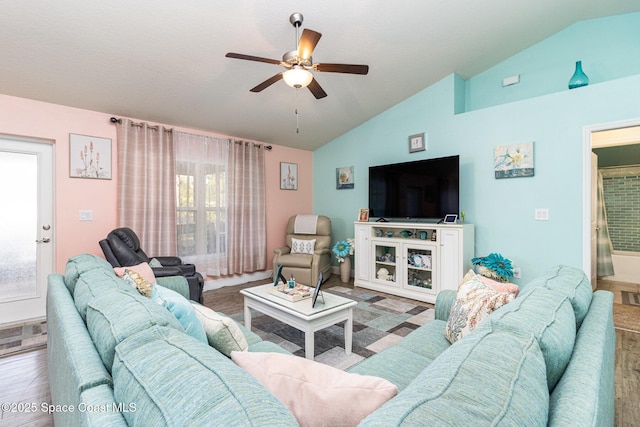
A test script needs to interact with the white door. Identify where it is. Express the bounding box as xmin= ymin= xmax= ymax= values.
xmin=590 ymin=153 xmax=598 ymax=290
xmin=0 ymin=136 xmax=54 ymax=325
